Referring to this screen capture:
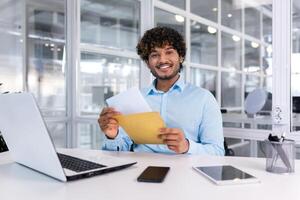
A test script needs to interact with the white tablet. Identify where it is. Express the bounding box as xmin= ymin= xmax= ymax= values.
xmin=193 ymin=165 xmax=260 ymax=185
